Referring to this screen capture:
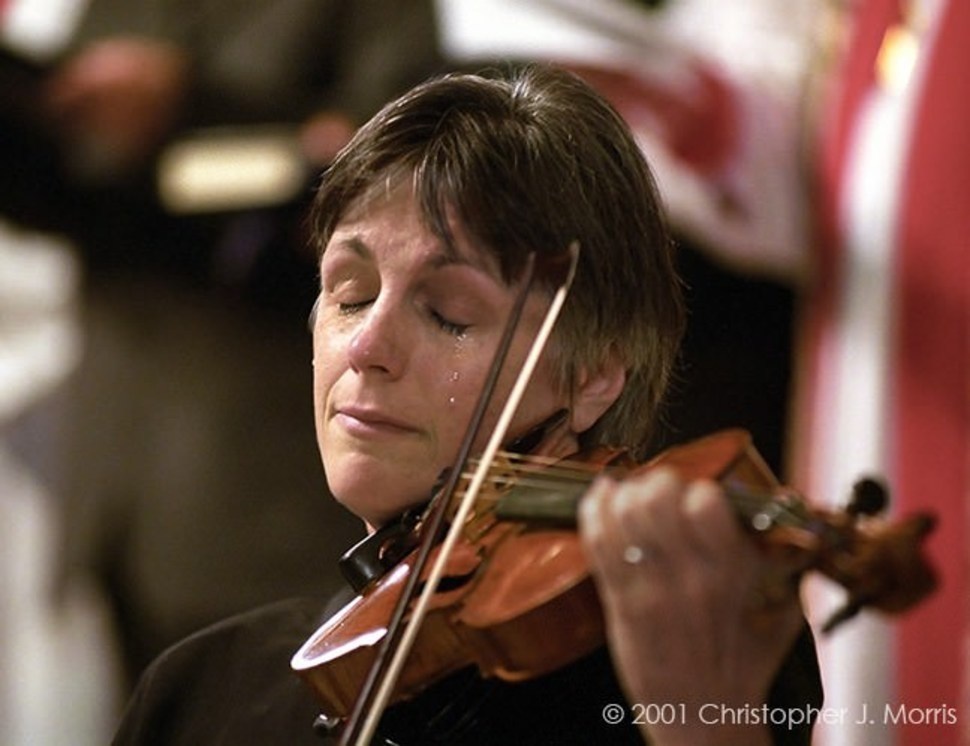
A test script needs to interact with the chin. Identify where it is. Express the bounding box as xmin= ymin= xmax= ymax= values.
xmin=327 ymin=462 xmax=427 ymax=528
